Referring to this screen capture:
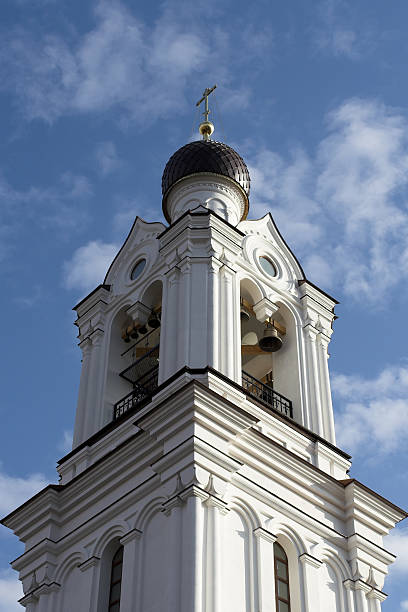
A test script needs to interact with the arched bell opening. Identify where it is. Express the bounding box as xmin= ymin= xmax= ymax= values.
xmin=105 ymin=307 xmax=136 ymax=420
xmin=108 ymin=281 xmax=163 ymax=421
xmin=239 ymin=279 xmax=293 ymax=420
